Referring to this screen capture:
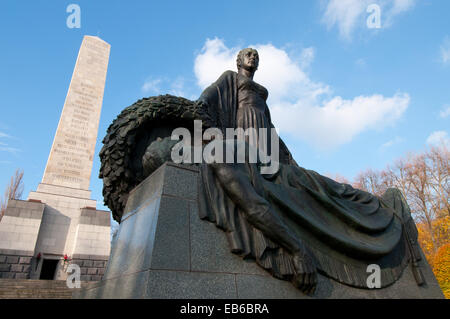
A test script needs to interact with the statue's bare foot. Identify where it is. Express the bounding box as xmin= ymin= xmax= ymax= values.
xmin=291 ymin=251 xmax=317 ymax=294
